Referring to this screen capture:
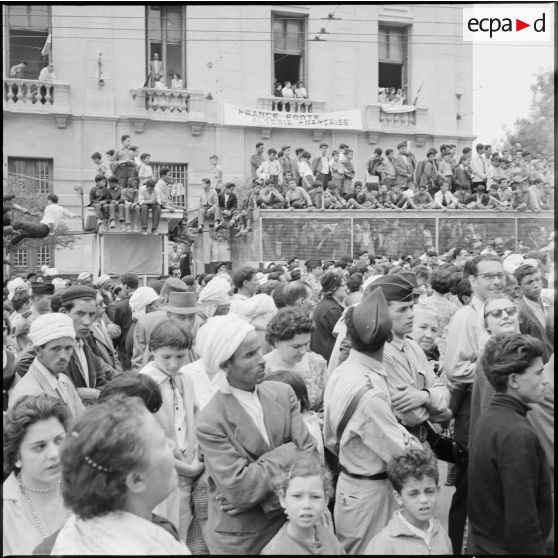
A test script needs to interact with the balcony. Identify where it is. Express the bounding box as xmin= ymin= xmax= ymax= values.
xmin=257 ymin=96 xmax=325 ymax=113
xmin=129 ymin=88 xmax=209 ymax=134
xmin=364 ymin=103 xmax=429 ymax=134
xmin=3 ymin=78 xmax=71 ymax=125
